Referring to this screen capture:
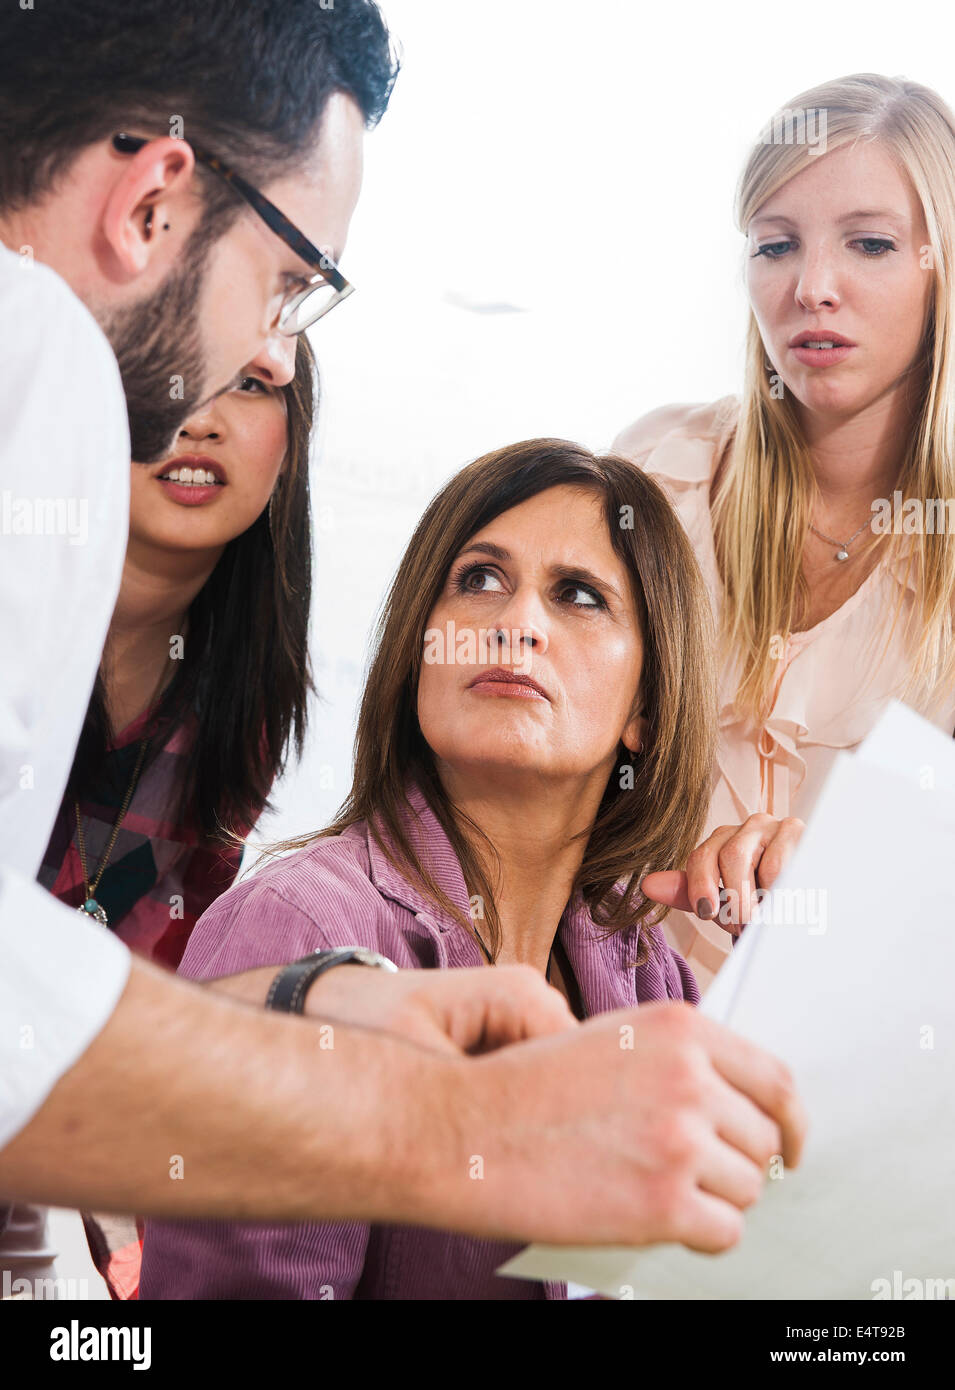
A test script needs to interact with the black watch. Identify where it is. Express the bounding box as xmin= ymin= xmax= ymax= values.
xmin=264 ymin=947 xmax=398 ymax=1015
